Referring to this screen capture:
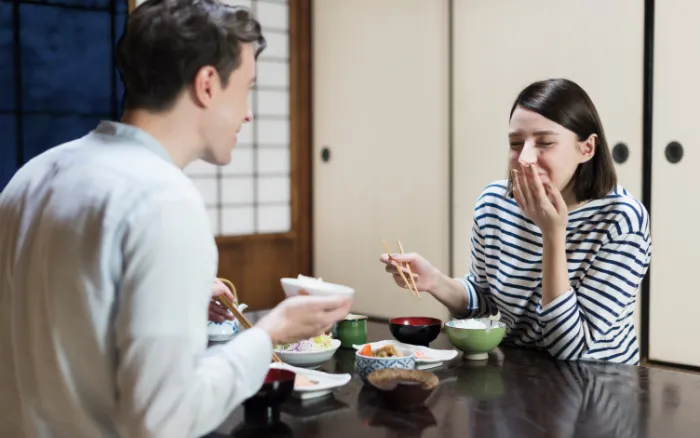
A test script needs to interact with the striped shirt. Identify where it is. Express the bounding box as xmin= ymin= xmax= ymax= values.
xmin=458 ymin=180 xmax=651 ymax=365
